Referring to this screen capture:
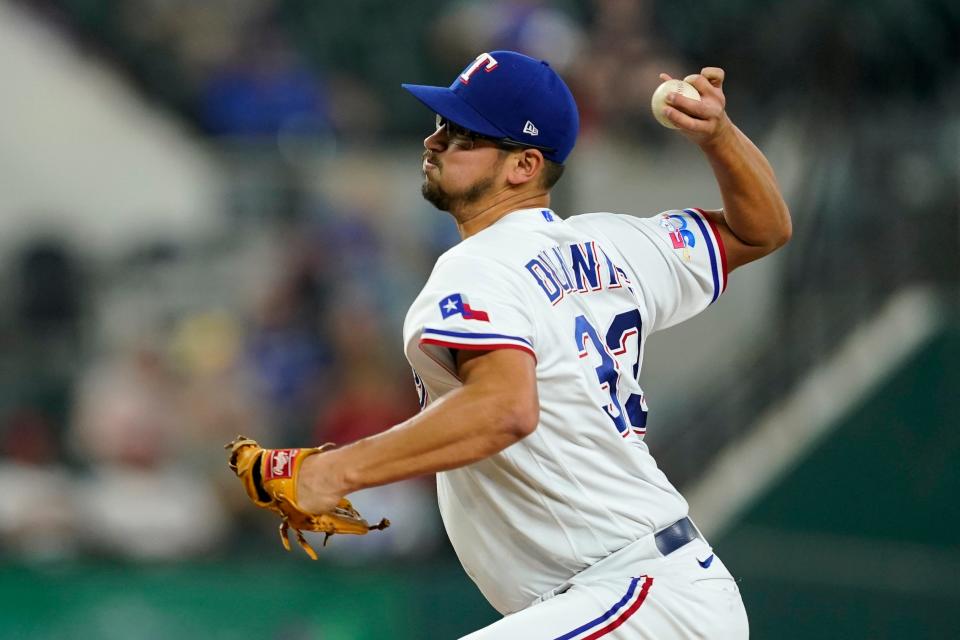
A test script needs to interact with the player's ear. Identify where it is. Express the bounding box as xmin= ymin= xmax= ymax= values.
xmin=505 ymin=149 xmax=545 ymax=187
